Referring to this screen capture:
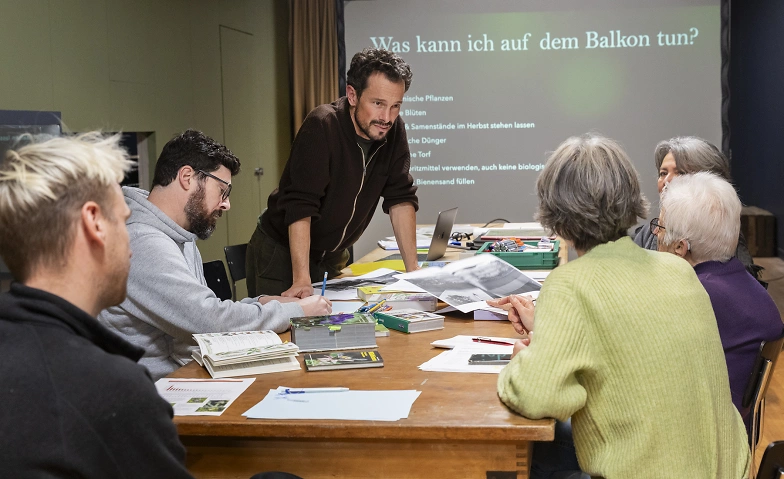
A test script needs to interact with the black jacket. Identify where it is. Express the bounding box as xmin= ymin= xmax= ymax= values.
xmin=262 ymin=96 xmax=419 ymax=255
xmin=0 ymin=283 xmax=193 ymax=479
